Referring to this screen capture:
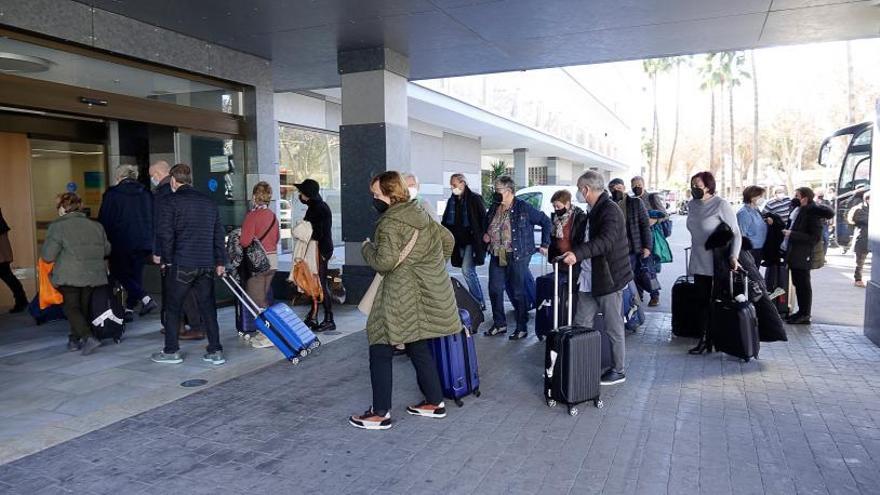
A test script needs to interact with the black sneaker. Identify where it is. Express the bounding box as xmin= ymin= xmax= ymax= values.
xmin=123 ymin=309 xmax=135 ymax=323
xmin=67 ymin=338 xmax=82 ymax=352
xmin=787 ymin=314 xmax=811 ymax=325
xmin=315 ymin=317 xmax=336 ymax=332
xmin=303 ymin=315 xmax=319 ymax=330
xmin=139 ymin=298 xmax=158 ymax=316
xmin=80 ymin=337 xmax=101 ymax=356
xmin=406 ymin=401 xmax=447 ymax=418
xmin=508 ymin=330 xmax=528 ymax=340
xmin=349 ymin=408 xmax=392 ymax=430
xmin=9 ymin=302 xmax=27 ymax=314
xmin=484 ymin=325 xmax=507 ymax=337
xmin=600 ymin=370 xmax=626 ymax=386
